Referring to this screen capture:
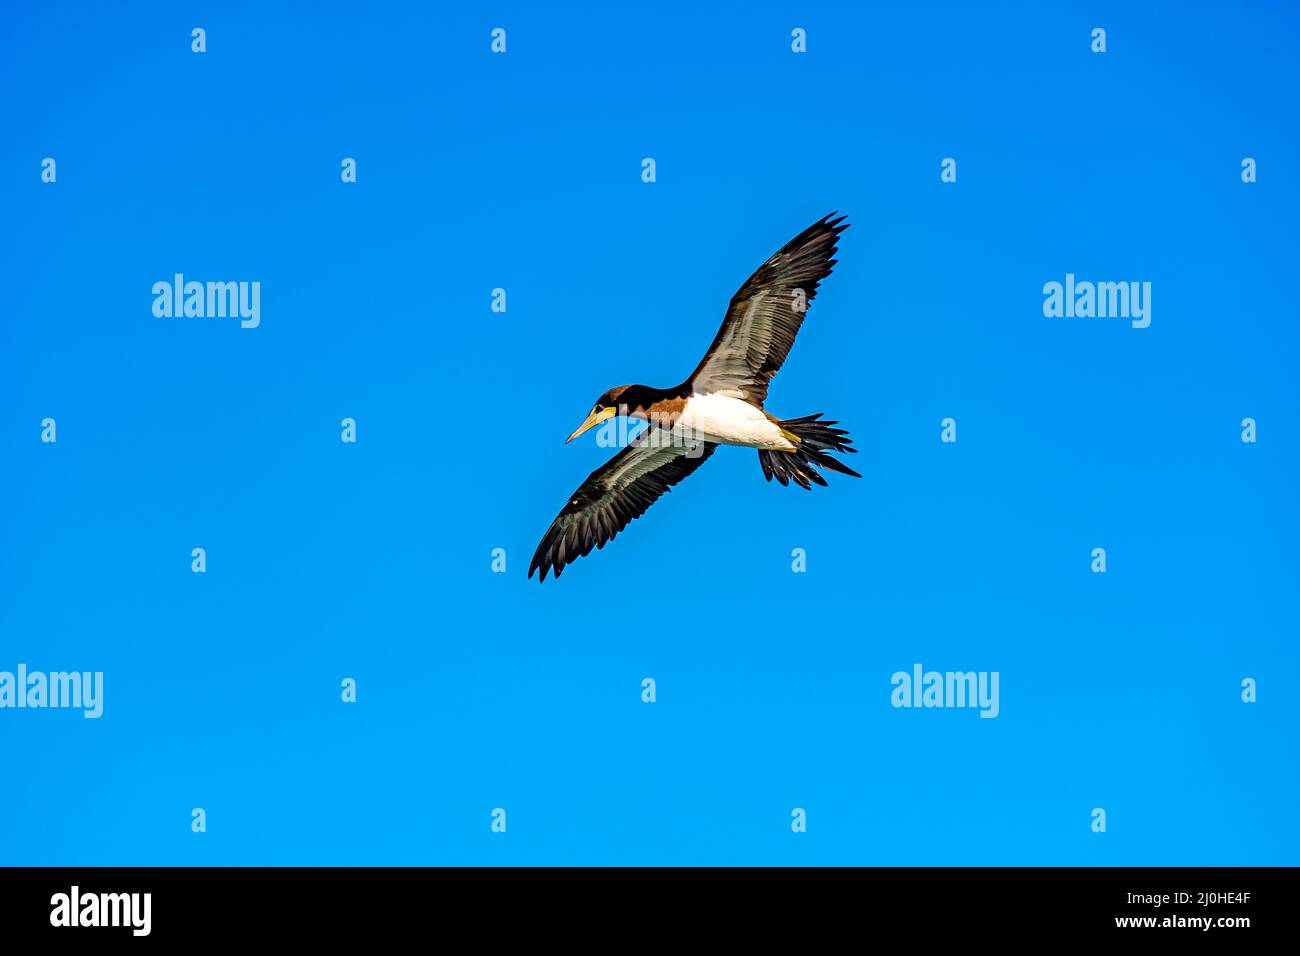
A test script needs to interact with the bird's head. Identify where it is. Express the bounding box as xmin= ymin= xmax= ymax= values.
xmin=565 ymin=385 xmax=645 ymax=443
